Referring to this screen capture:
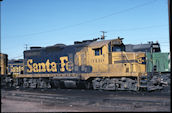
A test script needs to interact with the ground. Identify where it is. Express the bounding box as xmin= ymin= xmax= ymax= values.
xmin=1 ymin=87 xmax=171 ymax=112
